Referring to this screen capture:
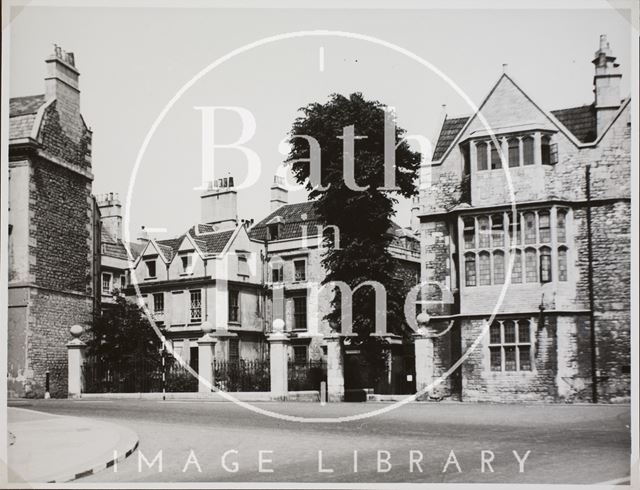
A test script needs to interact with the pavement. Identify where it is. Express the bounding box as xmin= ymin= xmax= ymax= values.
xmin=5 ymin=399 xmax=634 ymax=485
xmin=7 ymin=406 xmax=139 ymax=483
